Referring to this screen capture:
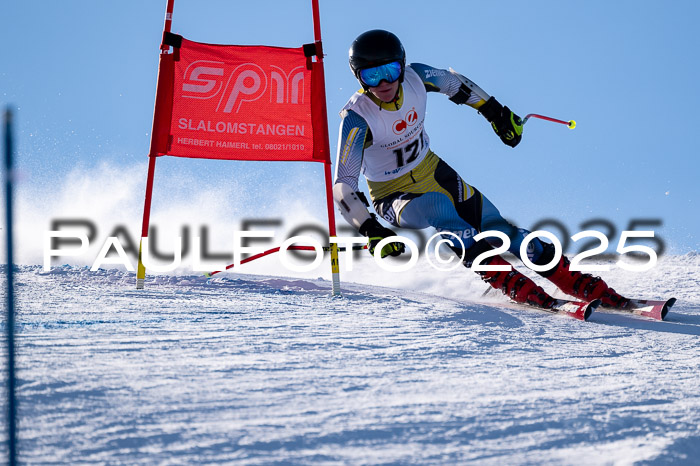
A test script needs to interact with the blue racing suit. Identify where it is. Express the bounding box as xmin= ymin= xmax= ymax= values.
xmin=333 ymin=63 xmax=544 ymax=264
